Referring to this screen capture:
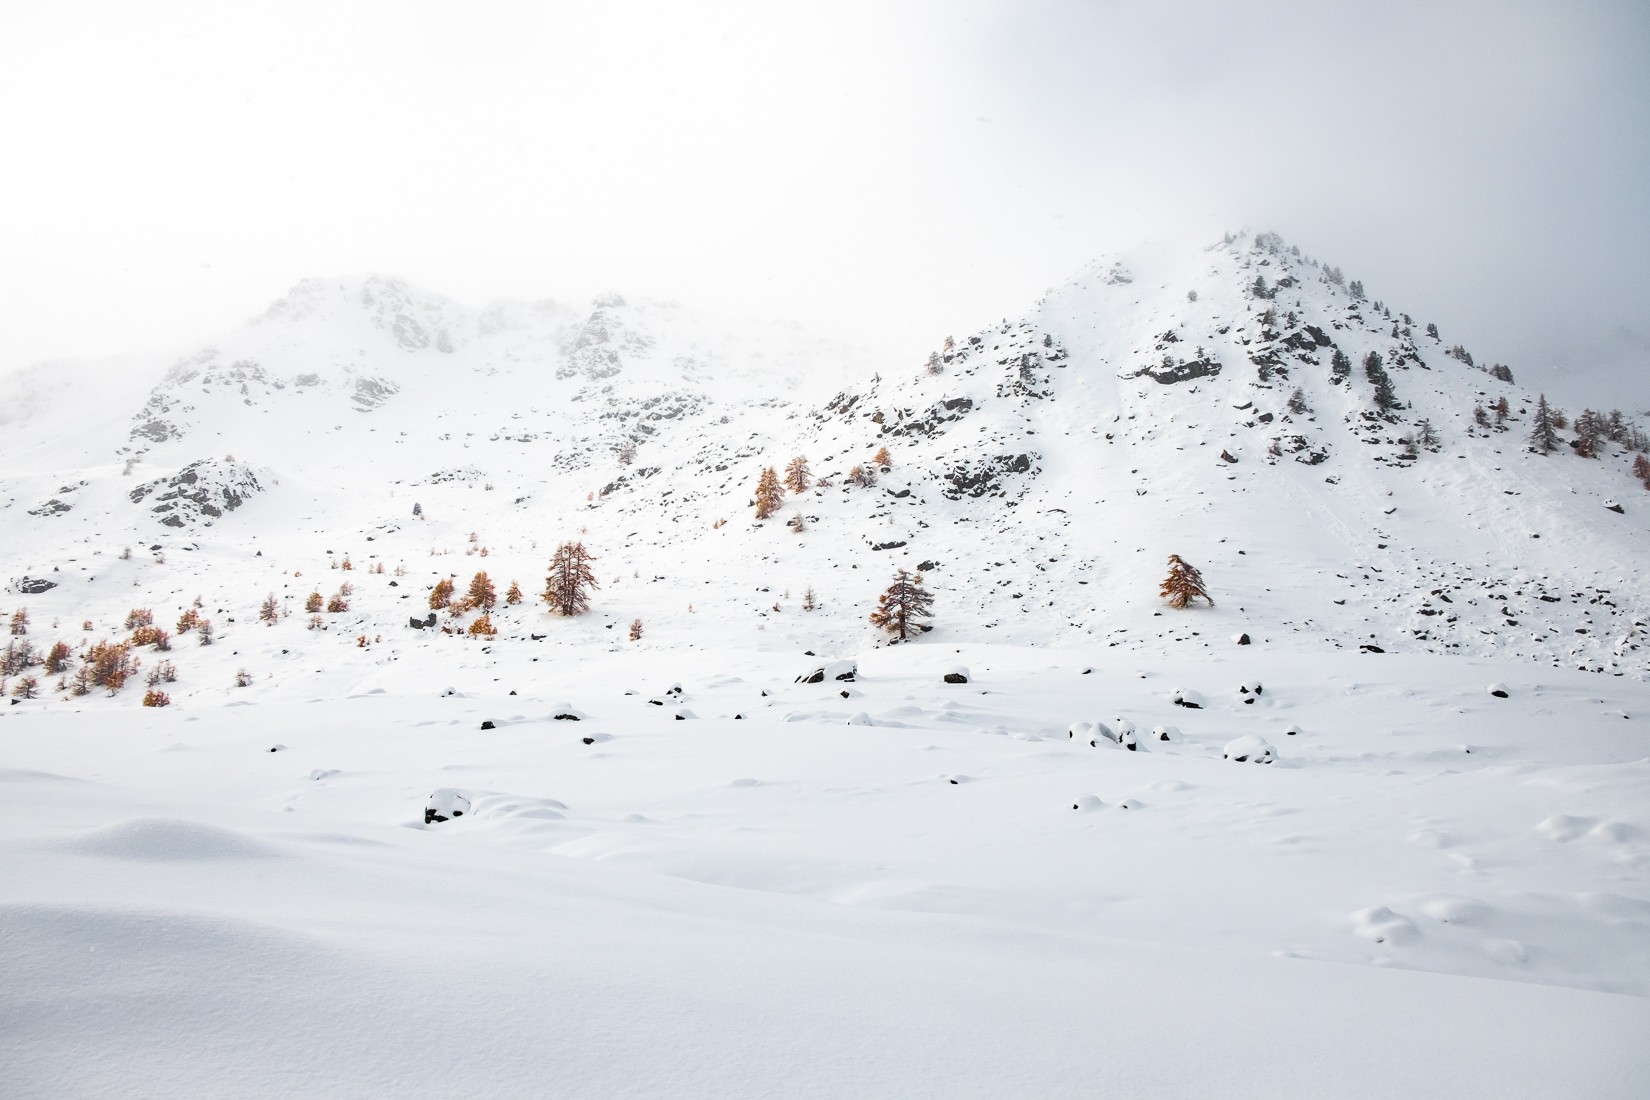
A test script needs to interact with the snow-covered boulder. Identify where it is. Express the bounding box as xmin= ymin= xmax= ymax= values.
xmin=797 ymin=659 xmax=857 ymax=684
xmin=1071 ymin=794 xmax=1103 ymax=812
xmin=1222 ymin=735 xmax=1274 ymax=764
xmin=425 ymin=789 xmax=472 ymax=824
xmin=1084 ymin=720 xmax=1137 ymax=750
xmin=1171 ymin=688 xmax=1204 ymax=709
xmin=943 ymin=665 xmax=970 ymax=684
xmin=1487 ymin=683 xmax=1509 ymax=699
xmin=1151 ymin=724 xmax=1176 ymax=742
